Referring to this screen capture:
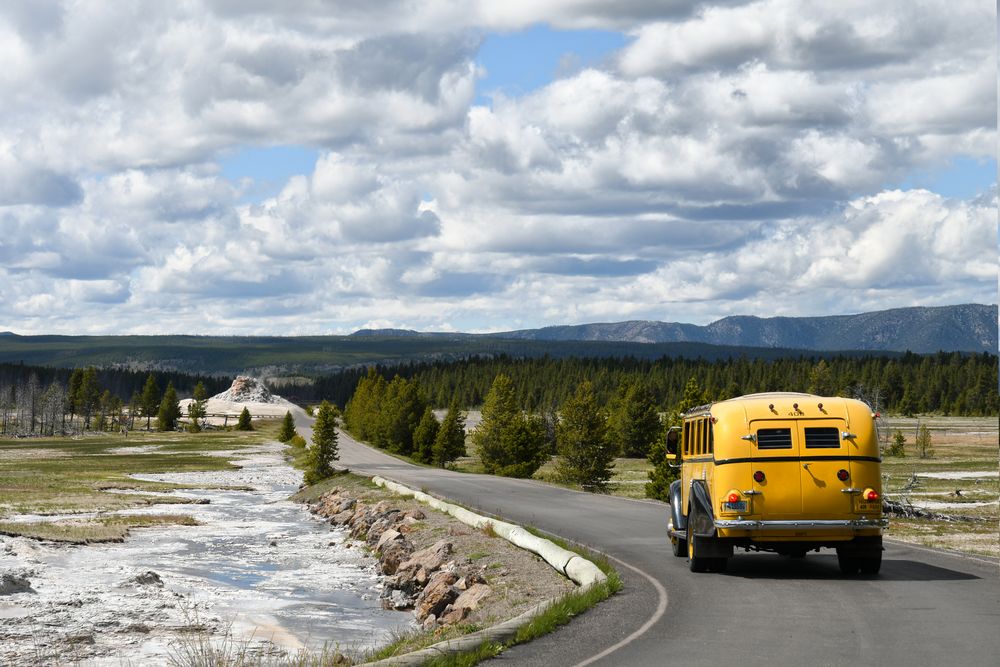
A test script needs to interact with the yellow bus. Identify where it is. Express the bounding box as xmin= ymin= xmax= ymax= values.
xmin=665 ymin=392 xmax=886 ymax=574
